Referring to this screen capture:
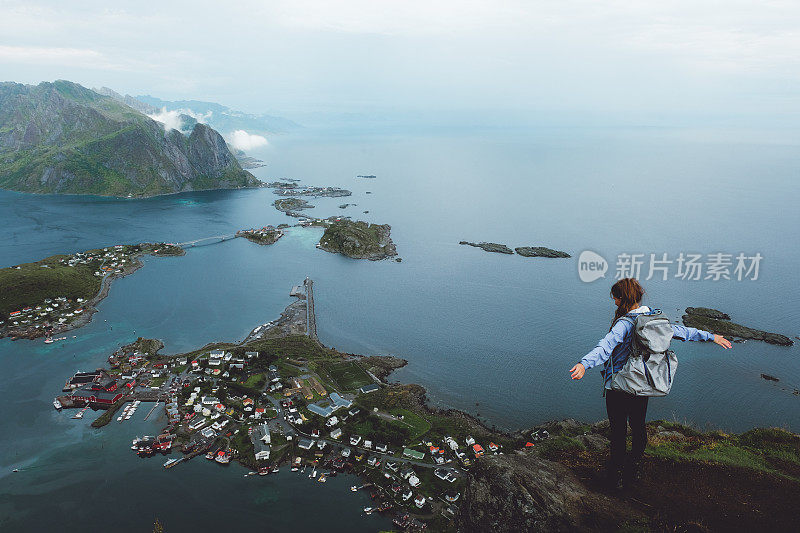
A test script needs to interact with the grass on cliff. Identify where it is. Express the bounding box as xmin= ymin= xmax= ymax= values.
xmin=645 ymin=422 xmax=800 ymax=480
xmin=0 ymin=255 xmax=102 ymax=317
xmin=317 ymin=360 xmax=373 ymax=390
